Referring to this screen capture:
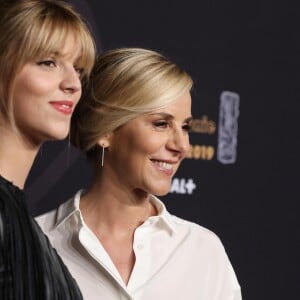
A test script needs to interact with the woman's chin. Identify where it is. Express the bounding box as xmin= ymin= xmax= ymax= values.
xmin=151 ymin=185 xmax=171 ymax=197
